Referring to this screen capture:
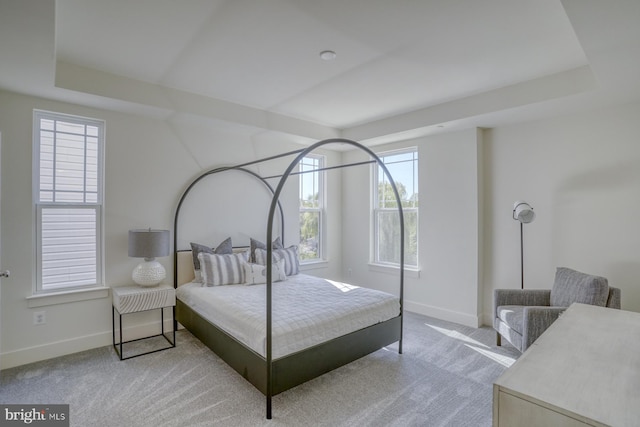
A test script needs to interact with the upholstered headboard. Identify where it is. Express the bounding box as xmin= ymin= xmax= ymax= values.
xmin=176 ymin=250 xmax=195 ymax=286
